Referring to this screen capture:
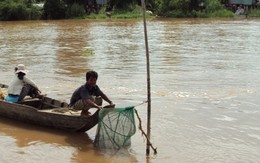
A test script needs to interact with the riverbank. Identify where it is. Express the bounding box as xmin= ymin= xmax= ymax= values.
xmin=83 ymin=7 xmax=260 ymax=20
xmin=1 ymin=1 xmax=260 ymax=21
